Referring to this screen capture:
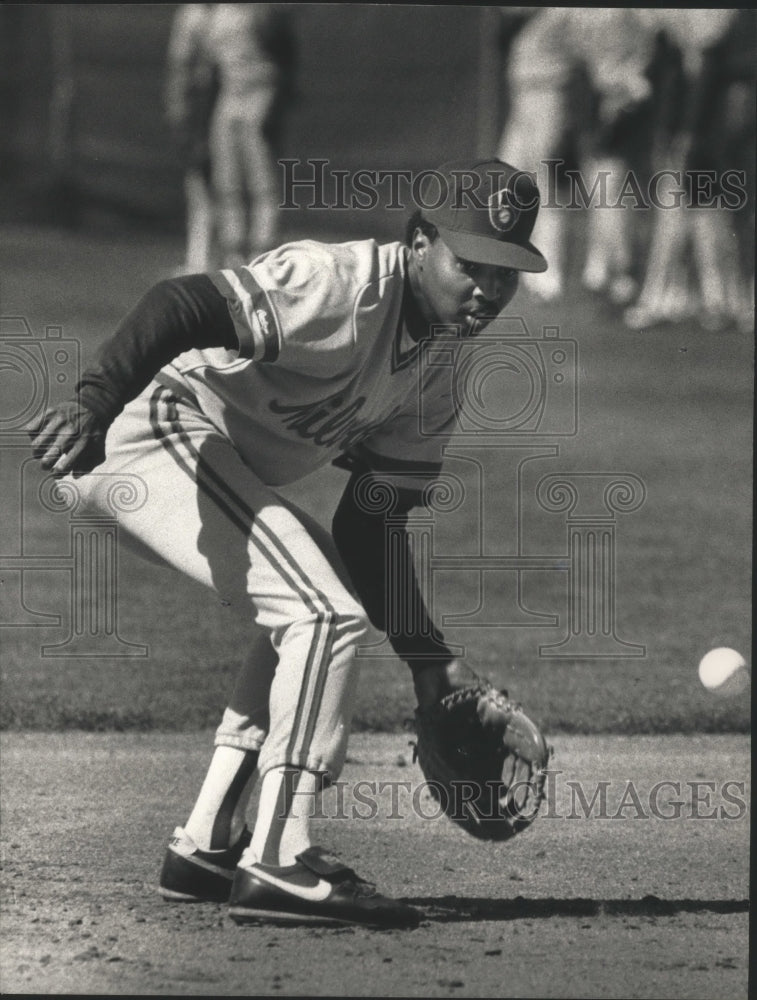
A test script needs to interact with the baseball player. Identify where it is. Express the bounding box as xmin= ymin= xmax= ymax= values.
xmin=29 ymin=158 xmax=546 ymax=929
